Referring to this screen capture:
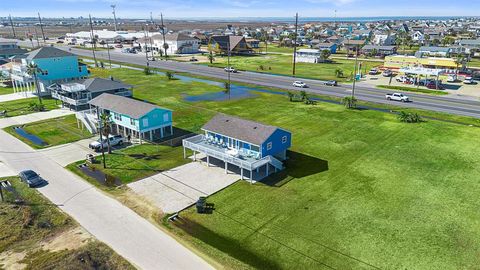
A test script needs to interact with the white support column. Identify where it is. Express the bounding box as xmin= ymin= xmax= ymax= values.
xmin=139 ymin=131 xmax=142 ymax=145
xmin=149 ymin=130 xmax=153 ymax=141
xmin=160 ymin=127 xmax=164 ymax=138
xmin=117 ymin=125 xmax=120 ymax=134
xmin=183 ymin=147 xmax=186 ymax=159
xmin=225 ymin=162 xmax=228 ymax=174
xmin=241 ymin=168 xmax=244 ymax=180
xmin=193 ymin=151 xmax=196 ymax=161
xmin=266 ymin=164 xmax=269 ymax=176
xmin=206 ymin=155 xmax=209 ymax=167
xmin=170 ymin=125 xmax=173 ymax=136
